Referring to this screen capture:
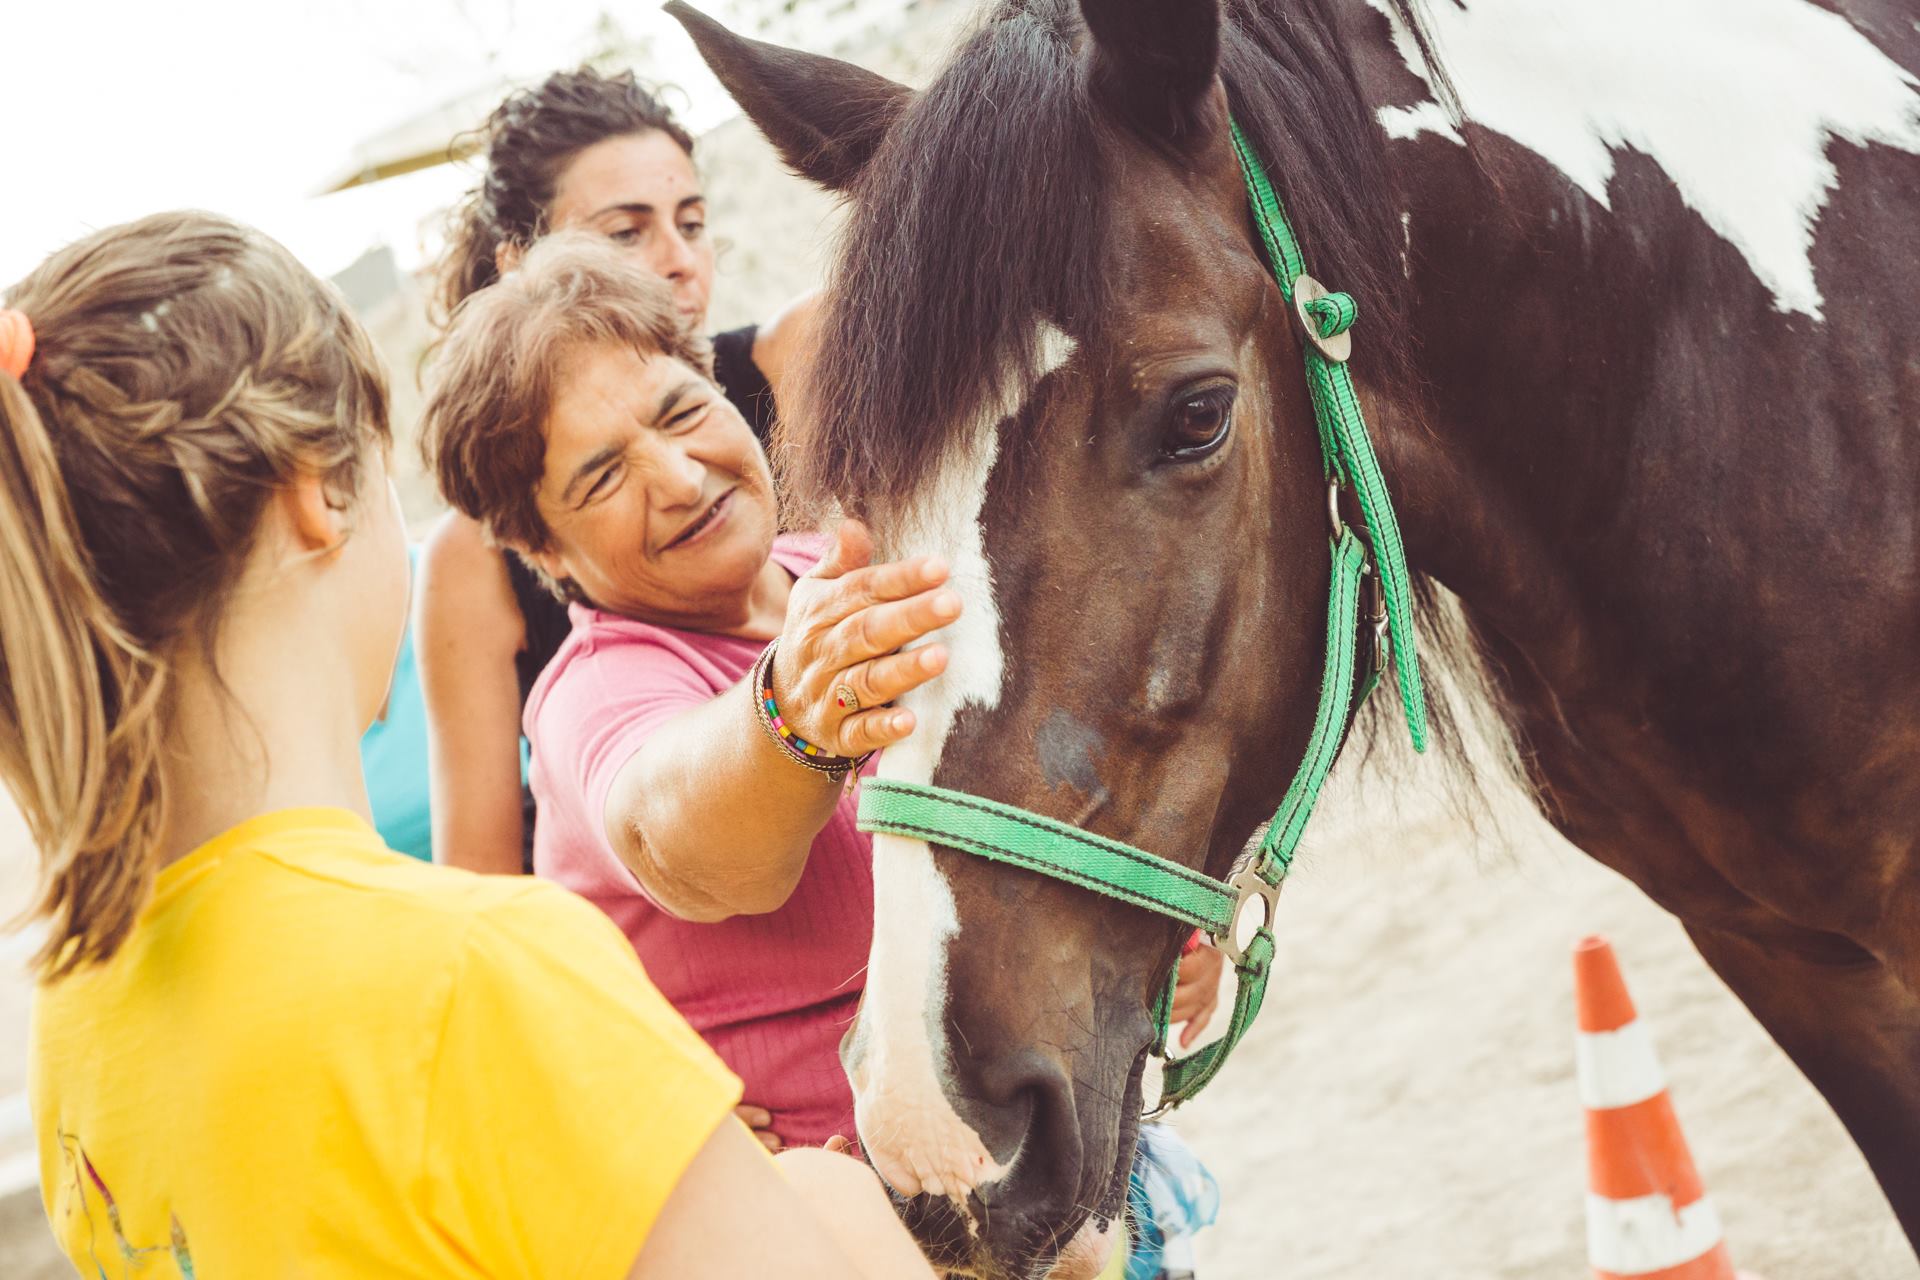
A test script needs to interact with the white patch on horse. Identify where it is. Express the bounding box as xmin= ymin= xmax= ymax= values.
xmin=849 ymin=325 xmax=1077 ymax=1203
xmin=1370 ymin=0 xmax=1920 ymax=318
xmin=1377 ymin=98 xmax=1461 ymax=144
